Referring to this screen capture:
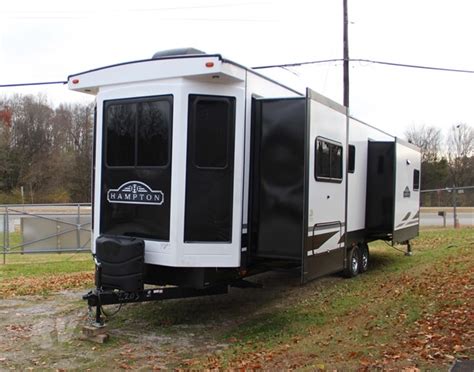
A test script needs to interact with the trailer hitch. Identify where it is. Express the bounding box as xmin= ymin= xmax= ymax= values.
xmin=82 ymin=284 xmax=228 ymax=327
